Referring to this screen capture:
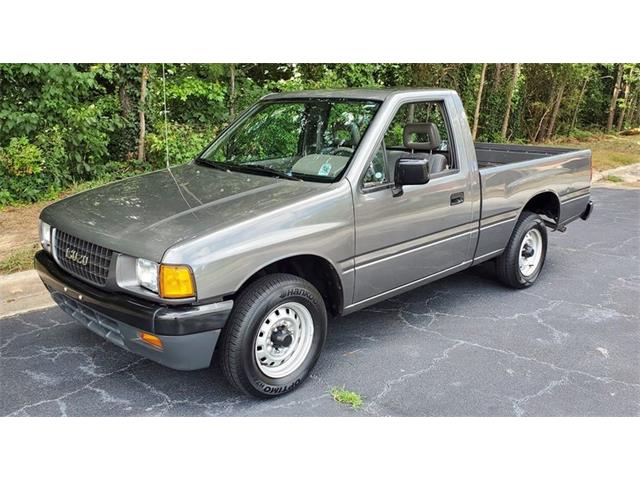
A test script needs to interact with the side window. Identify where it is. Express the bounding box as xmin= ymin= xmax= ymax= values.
xmin=383 ymin=101 xmax=456 ymax=172
xmin=362 ymin=143 xmax=388 ymax=187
